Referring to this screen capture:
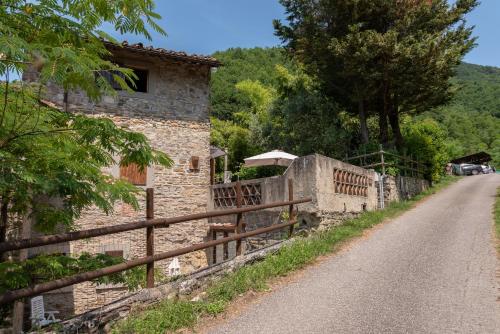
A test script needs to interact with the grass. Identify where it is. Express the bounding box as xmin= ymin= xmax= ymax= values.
xmin=494 ymin=187 xmax=500 ymax=254
xmin=112 ymin=176 xmax=459 ymax=334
